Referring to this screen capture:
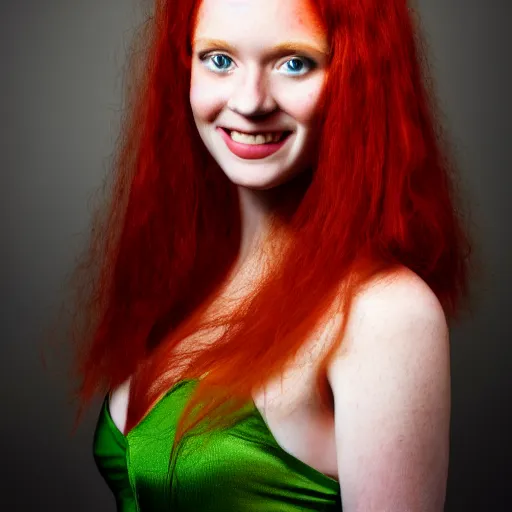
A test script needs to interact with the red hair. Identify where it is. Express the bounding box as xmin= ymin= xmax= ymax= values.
xmin=72 ymin=0 xmax=471 ymax=481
